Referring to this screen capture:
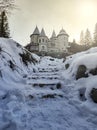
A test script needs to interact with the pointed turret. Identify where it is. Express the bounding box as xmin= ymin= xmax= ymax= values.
xmin=33 ymin=26 xmax=40 ymax=35
xmin=40 ymin=28 xmax=46 ymax=37
xmin=51 ymin=30 xmax=56 ymax=38
xmin=58 ymin=28 xmax=69 ymax=37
